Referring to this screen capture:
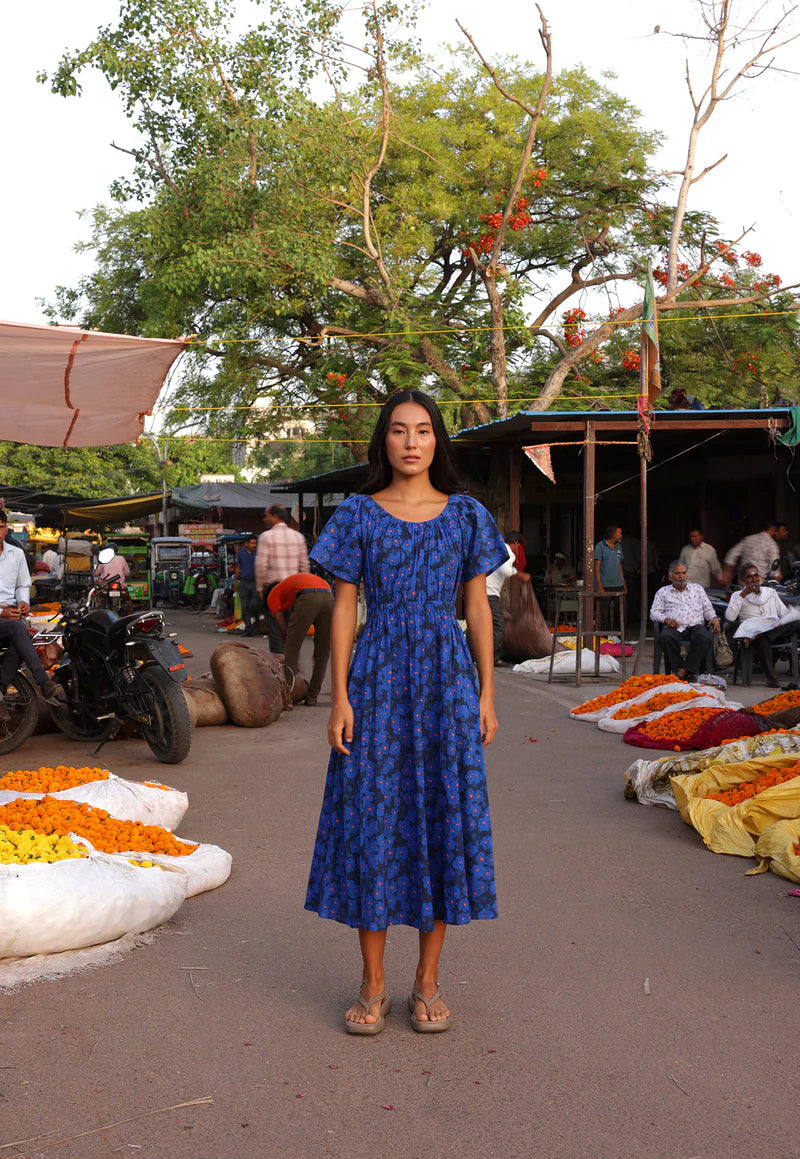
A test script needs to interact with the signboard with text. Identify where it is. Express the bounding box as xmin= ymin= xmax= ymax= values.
xmin=179 ymin=522 xmax=224 ymax=544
